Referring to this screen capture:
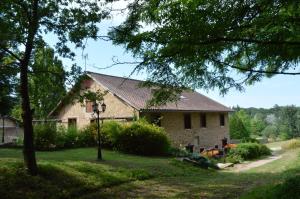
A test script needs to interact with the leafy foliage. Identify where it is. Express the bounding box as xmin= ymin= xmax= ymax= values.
xmin=115 ymin=120 xmax=170 ymax=156
xmin=29 ymin=44 xmax=67 ymax=119
xmin=233 ymin=105 xmax=300 ymax=140
xmin=0 ymin=0 xmax=116 ymax=174
xmin=261 ymin=125 xmax=279 ymax=140
xmin=109 ymin=0 xmax=300 ymax=102
xmin=229 ymin=111 xmax=250 ymax=139
xmin=34 ymin=123 xmax=63 ymax=150
xmin=226 ymin=143 xmax=271 ymax=163
xmin=100 ymin=121 xmax=123 ymax=148
xmin=0 ymin=65 xmax=18 ymax=115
